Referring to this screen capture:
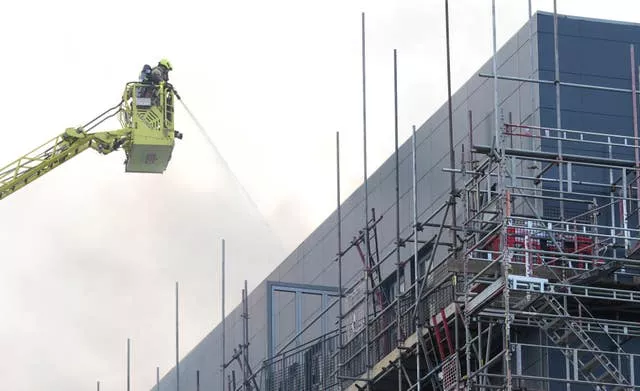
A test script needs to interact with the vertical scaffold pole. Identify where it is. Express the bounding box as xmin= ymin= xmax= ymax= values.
xmin=630 ymin=45 xmax=640 ymax=208
xmin=412 ymin=124 xmax=421 ymax=391
xmin=444 ymin=2 xmax=461 ymax=387
xmin=336 ymin=131 xmax=343 ymax=387
xmin=491 ymin=0 xmax=500 ymax=146
xmin=242 ymin=281 xmax=249 ymax=391
xmin=221 ymin=239 xmax=226 ymax=391
xmin=528 ymin=0 xmax=535 ymax=124
xmin=127 ymin=338 xmax=131 ymax=391
xmin=528 ymin=0 xmax=541 ymax=213
xmin=176 ymin=281 xmax=180 ymax=391
xmin=492 ymin=1 xmax=511 ymax=389
xmin=463 ymin=115 xmax=472 ymax=389
xmin=361 ymin=11 xmax=372 ymax=389
xmin=445 ymin=0 xmax=457 ymax=251
xmin=553 ymin=0 xmax=565 ymax=220
xmin=393 ymin=47 xmax=403 ymax=391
